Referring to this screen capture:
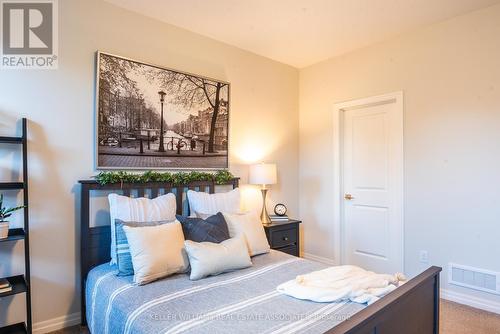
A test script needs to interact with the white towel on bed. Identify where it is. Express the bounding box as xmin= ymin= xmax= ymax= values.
xmin=277 ymin=265 xmax=406 ymax=305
